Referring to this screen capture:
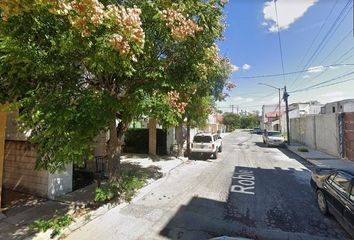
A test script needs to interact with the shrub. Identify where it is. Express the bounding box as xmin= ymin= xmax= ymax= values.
xmin=94 ymin=174 xmax=147 ymax=203
xmin=30 ymin=214 xmax=73 ymax=238
xmin=94 ymin=184 xmax=117 ymax=203
xmin=297 ymin=147 xmax=309 ymax=152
